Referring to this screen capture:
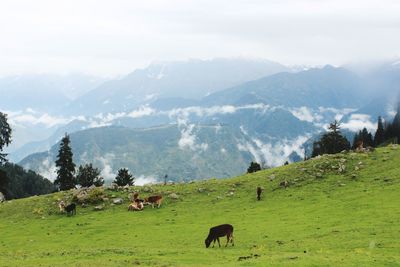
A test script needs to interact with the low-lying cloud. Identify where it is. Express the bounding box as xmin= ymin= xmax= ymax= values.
xmin=238 ymin=135 xmax=310 ymax=167
xmin=178 ymin=124 xmax=208 ymax=152
xmin=341 ymin=113 xmax=377 ymax=132
xmin=135 ymin=175 xmax=158 ymax=186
